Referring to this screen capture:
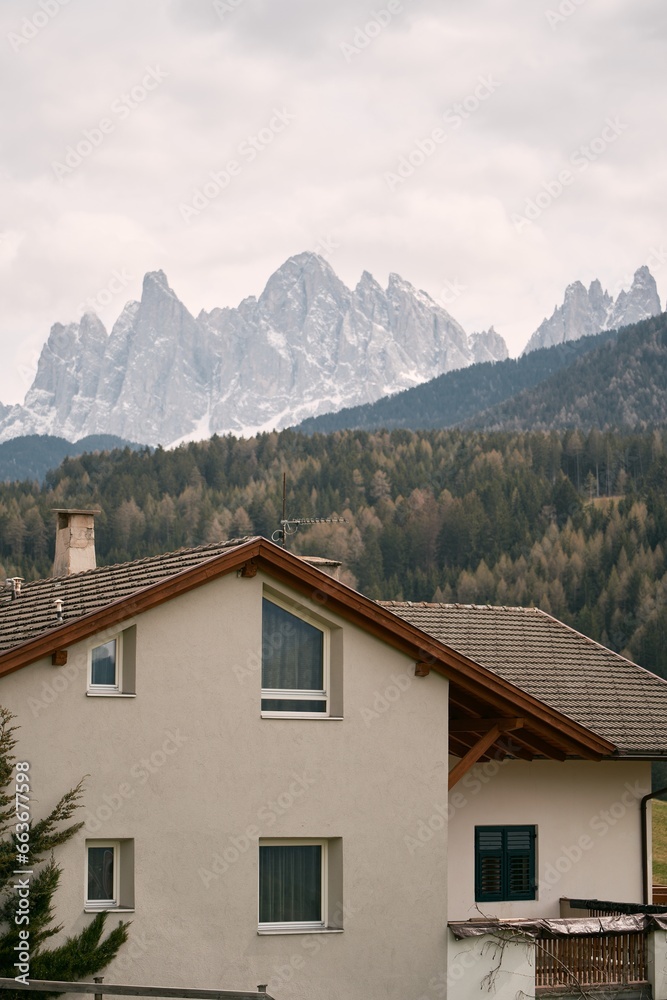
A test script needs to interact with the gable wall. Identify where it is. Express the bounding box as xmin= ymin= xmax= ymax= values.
xmin=0 ymin=569 xmax=450 ymax=1000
